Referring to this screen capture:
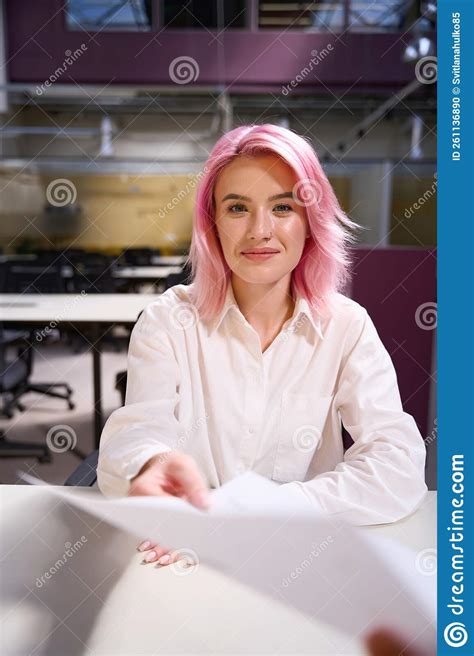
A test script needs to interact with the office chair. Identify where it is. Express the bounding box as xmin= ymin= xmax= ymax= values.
xmin=0 ymin=329 xmax=74 ymax=418
xmin=119 ymin=248 xmax=157 ymax=267
xmin=163 ymin=261 xmax=192 ymax=290
xmin=64 ymin=449 xmax=99 ymax=486
xmin=0 ymin=262 xmax=75 ymax=415
xmin=2 ymin=260 xmax=65 ymax=293
xmin=0 ymin=331 xmax=51 ymax=462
